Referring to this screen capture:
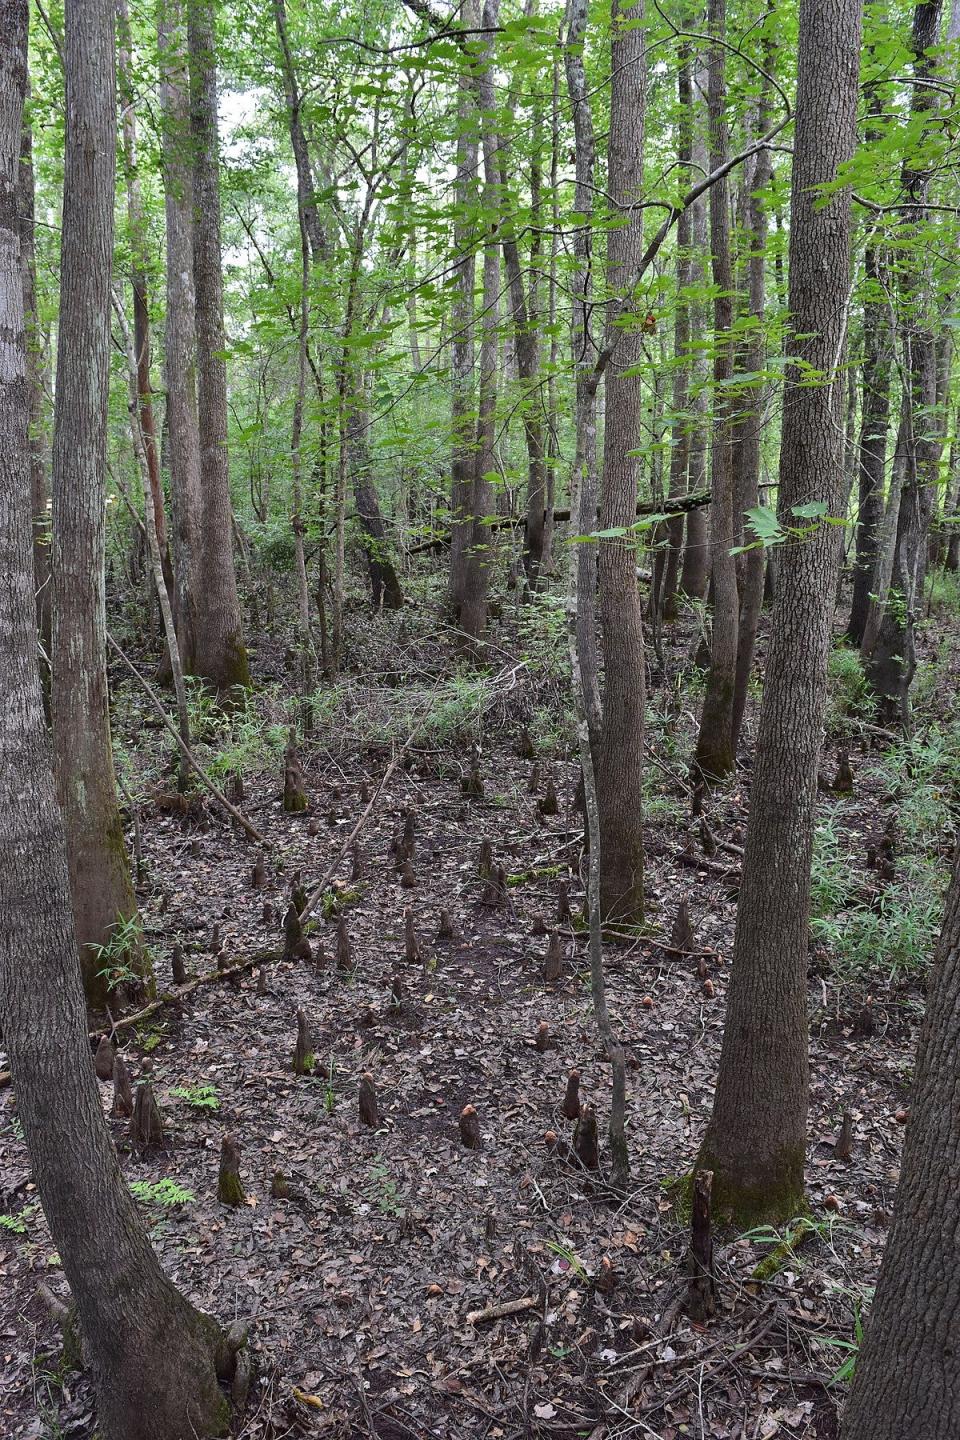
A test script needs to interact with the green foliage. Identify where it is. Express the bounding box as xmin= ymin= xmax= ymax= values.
xmin=92 ymin=914 xmax=147 ymax=992
xmin=0 ymin=1211 xmax=28 ymax=1235
xmin=819 ymin=1288 xmax=871 ymax=1385
xmin=825 ymin=644 xmax=872 ymax=730
xmin=128 ymin=1178 xmax=196 ymax=1209
xmin=170 ymin=1083 xmax=220 ymax=1111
